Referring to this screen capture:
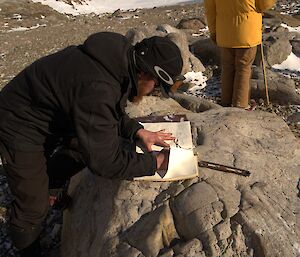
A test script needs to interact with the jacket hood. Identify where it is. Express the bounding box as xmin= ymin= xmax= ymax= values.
xmin=81 ymin=32 xmax=137 ymax=89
